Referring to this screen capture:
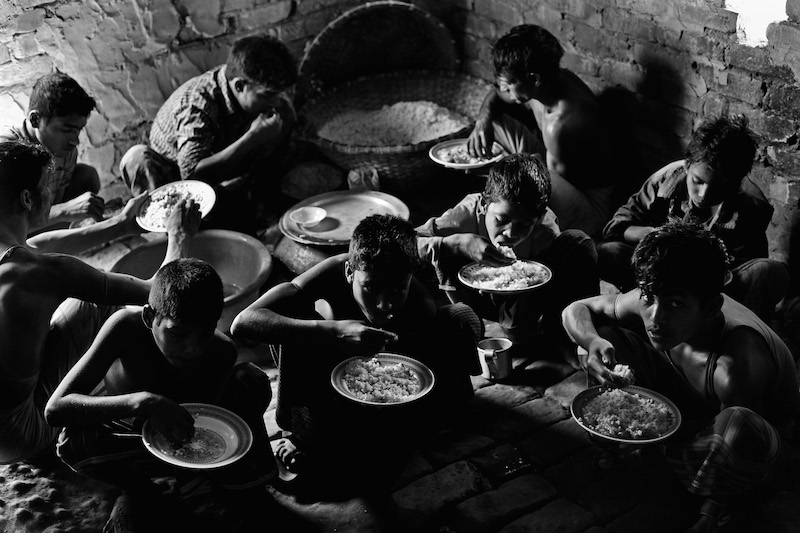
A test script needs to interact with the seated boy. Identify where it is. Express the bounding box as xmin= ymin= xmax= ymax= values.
xmin=230 ymin=214 xmax=481 ymax=488
xmin=0 ymin=72 xmax=103 ymax=230
xmin=45 ymin=259 xmax=277 ymax=531
xmin=562 ymin=222 xmax=800 ymax=532
xmin=416 ymin=153 xmax=598 ymax=365
xmin=598 ymin=115 xmax=789 ymax=321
